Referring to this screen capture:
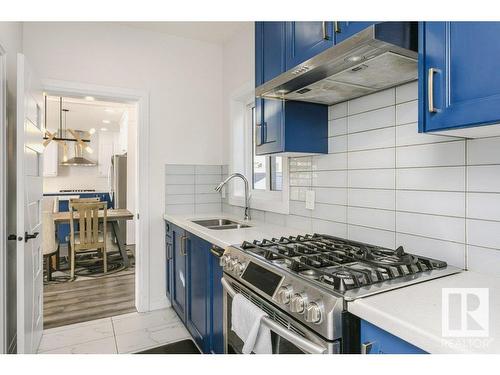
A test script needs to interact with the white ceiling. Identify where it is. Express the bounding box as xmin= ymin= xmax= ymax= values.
xmin=122 ymin=22 xmax=251 ymax=45
xmin=45 ymin=96 xmax=132 ymax=133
